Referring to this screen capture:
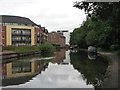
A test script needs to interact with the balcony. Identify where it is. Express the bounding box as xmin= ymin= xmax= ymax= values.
xmin=12 ymin=33 xmax=31 ymax=36
xmin=12 ymin=39 xmax=31 ymax=43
